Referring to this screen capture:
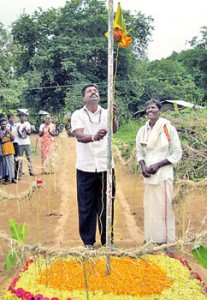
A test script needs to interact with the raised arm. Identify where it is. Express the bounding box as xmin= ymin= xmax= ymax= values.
xmin=73 ymin=128 xmax=107 ymax=143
